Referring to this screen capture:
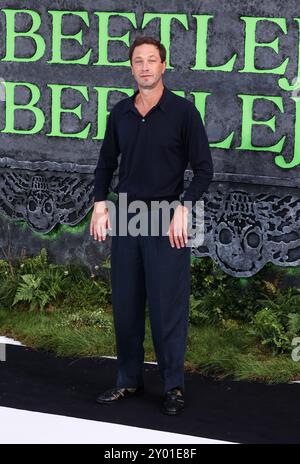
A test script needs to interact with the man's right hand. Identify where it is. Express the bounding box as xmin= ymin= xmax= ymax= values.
xmin=90 ymin=201 xmax=111 ymax=241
